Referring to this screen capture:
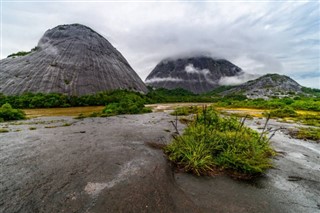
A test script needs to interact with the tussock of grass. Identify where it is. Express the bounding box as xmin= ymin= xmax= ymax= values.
xmin=289 ymin=127 xmax=320 ymax=142
xmin=264 ymin=107 xmax=320 ymax=127
xmin=0 ymin=128 xmax=9 ymax=133
xmin=170 ymin=106 xmax=199 ymax=116
xmin=264 ymin=107 xmax=297 ymax=118
xmin=165 ymin=106 xmax=275 ymax=177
